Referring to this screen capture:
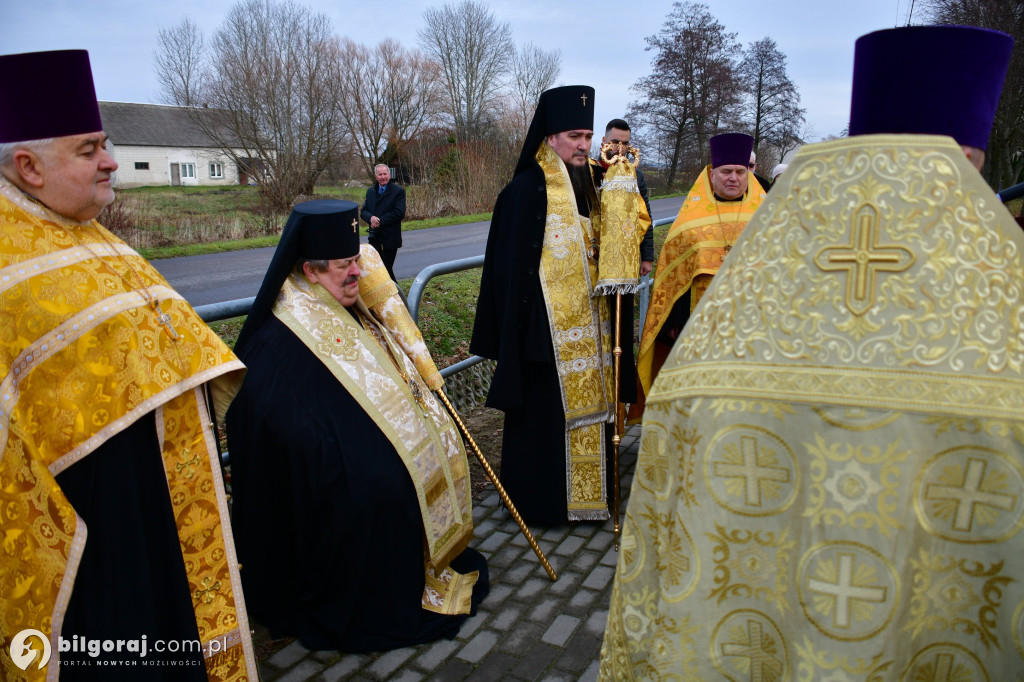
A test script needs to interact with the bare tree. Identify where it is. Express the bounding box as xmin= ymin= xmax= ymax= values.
xmin=186 ymin=0 xmax=343 ymax=209
xmin=507 ymin=43 xmax=561 ymax=144
xmin=336 ymin=39 xmax=389 ymax=181
xmin=739 ymin=38 xmax=805 ymax=163
xmin=379 ymin=40 xmax=443 ymax=170
xmin=773 ymin=120 xmax=814 ymax=166
xmin=921 ymin=0 xmax=1024 ymax=189
xmin=154 ymin=18 xmax=206 ymax=106
xmin=418 ymin=0 xmax=513 ymax=141
xmin=337 ymin=39 xmax=442 ymax=180
xmin=627 ymin=2 xmax=741 ymax=189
